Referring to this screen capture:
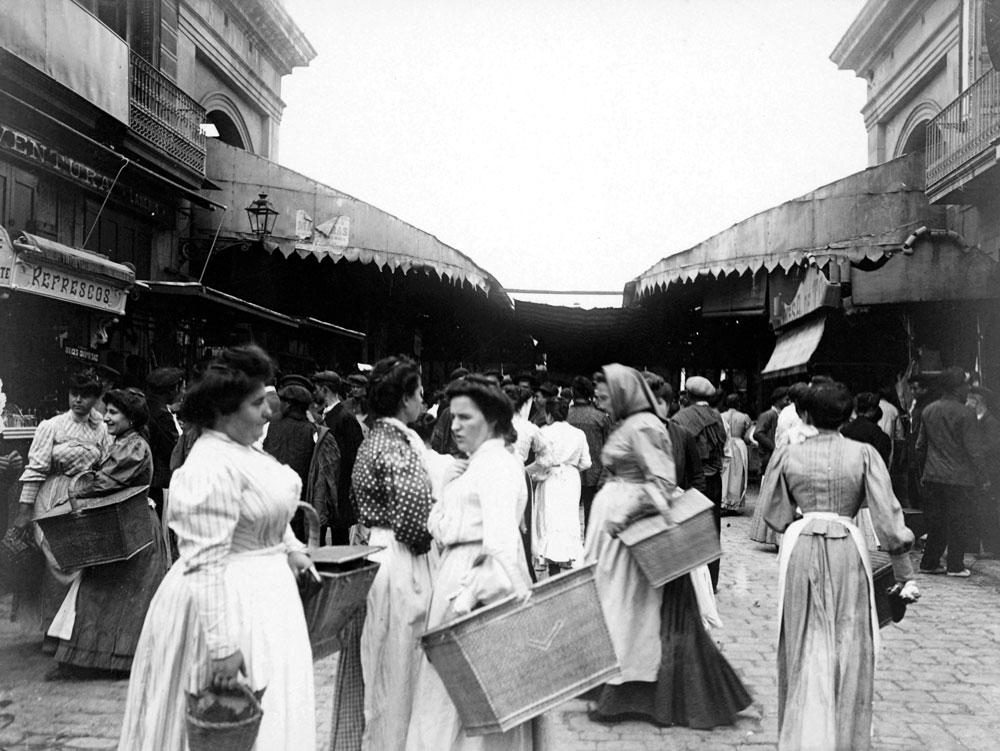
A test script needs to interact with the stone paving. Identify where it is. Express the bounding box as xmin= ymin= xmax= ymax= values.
xmin=1 ymin=486 xmax=999 ymax=750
